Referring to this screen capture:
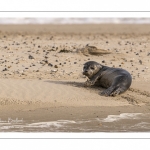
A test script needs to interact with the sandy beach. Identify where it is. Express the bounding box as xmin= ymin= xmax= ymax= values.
xmin=0 ymin=24 xmax=150 ymax=132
